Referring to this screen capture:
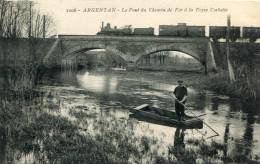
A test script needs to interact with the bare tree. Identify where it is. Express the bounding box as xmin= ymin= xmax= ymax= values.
xmin=0 ymin=0 xmax=55 ymax=38
xmin=0 ymin=0 xmax=7 ymax=37
xmin=28 ymin=2 xmax=55 ymax=38
xmin=0 ymin=0 xmax=56 ymax=93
